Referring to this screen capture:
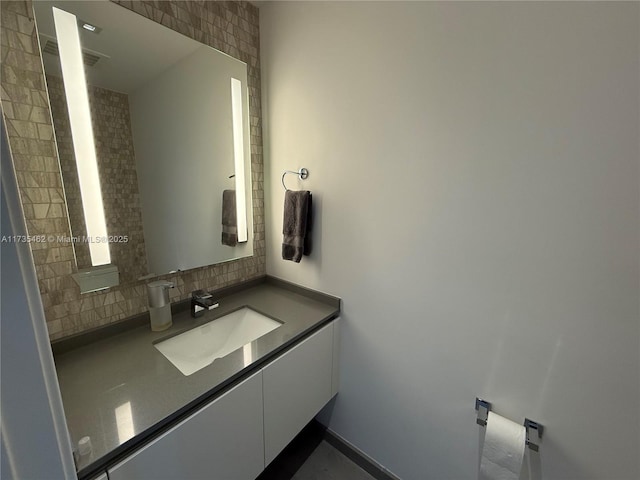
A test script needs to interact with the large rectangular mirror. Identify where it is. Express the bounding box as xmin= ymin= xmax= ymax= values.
xmin=33 ymin=0 xmax=253 ymax=291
